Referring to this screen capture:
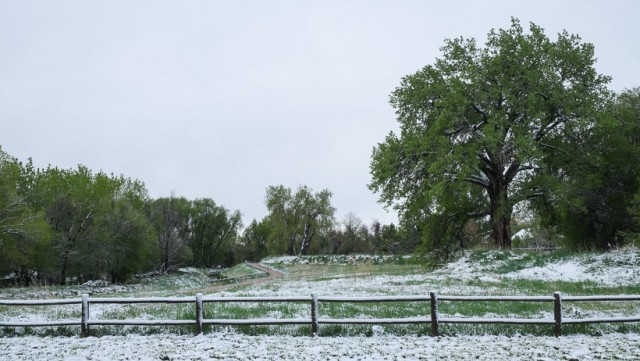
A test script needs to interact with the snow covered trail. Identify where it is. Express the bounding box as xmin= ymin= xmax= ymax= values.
xmin=1 ymin=333 xmax=639 ymax=360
